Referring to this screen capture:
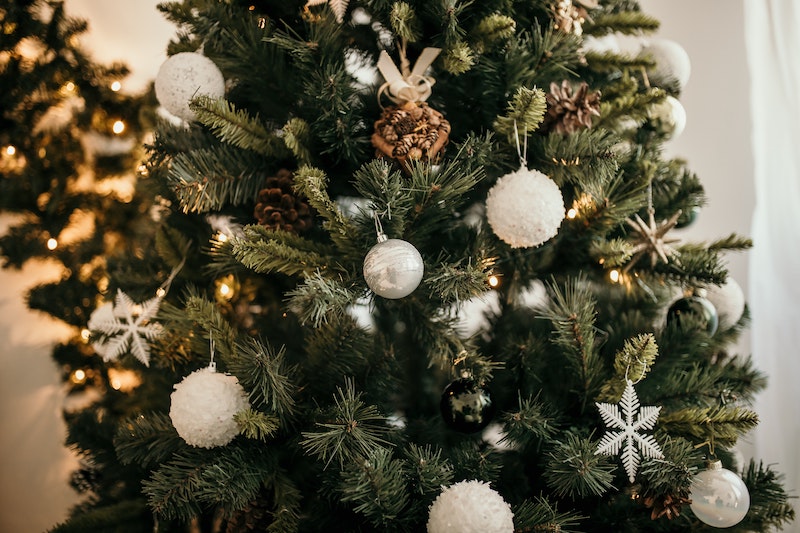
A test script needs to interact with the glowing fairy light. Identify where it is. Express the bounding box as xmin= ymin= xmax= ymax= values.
xmin=488 ymin=275 xmax=500 ymax=288
xmin=219 ymin=282 xmax=232 ymax=298
xmin=80 ymin=329 xmax=91 ymax=341
xmin=567 ymin=208 xmax=578 ymax=219
xmin=112 ymin=120 xmax=125 ymax=134
xmin=110 ymin=81 xmax=122 ymax=92
xmin=46 ymin=238 xmax=58 ymax=250
xmin=5 ymin=145 xmax=16 ymax=156
xmin=71 ymin=369 xmax=86 ymax=384
xmin=609 ymin=269 xmax=621 ymax=283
